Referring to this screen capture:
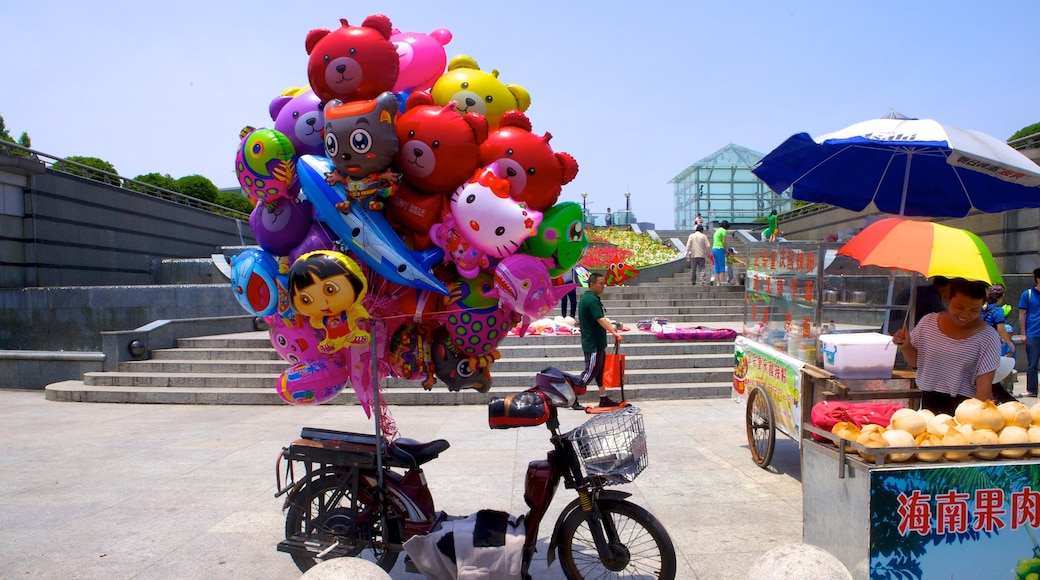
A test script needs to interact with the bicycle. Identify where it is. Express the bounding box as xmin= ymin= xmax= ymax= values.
xmin=274 ymin=367 xmax=676 ymax=579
